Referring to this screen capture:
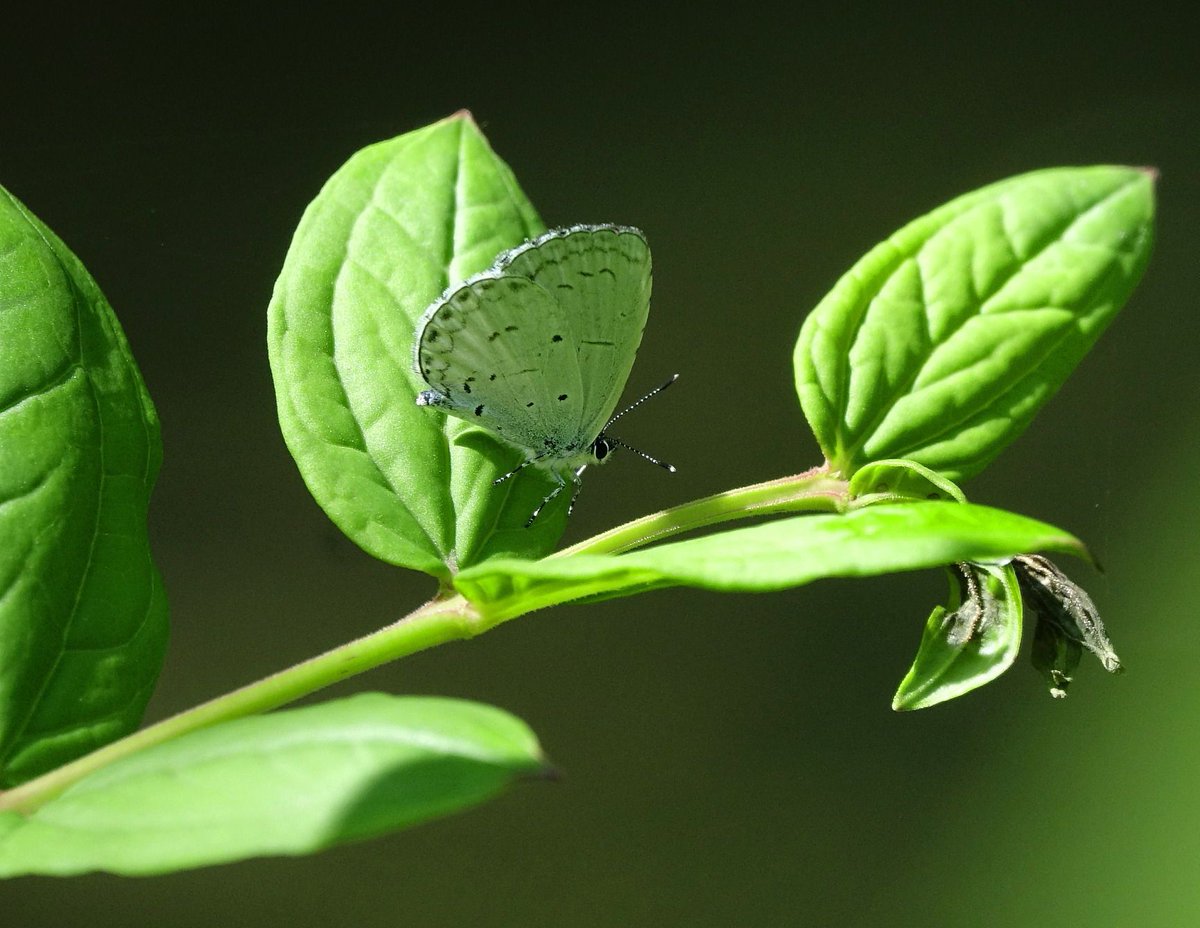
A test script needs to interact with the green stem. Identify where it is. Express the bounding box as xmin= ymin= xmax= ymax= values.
xmin=0 ymin=595 xmax=479 ymax=814
xmin=0 ymin=466 xmax=847 ymax=814
xmin=559 ymin=465 xmax=847 ymax=556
